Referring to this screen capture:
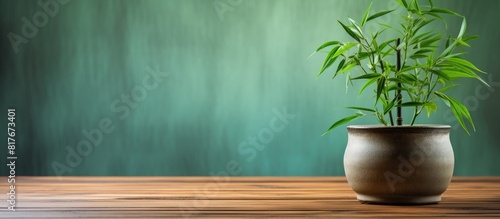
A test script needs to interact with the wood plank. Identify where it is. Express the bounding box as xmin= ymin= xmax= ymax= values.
xmin=0 ymin=177 xmax=499 ymax=218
